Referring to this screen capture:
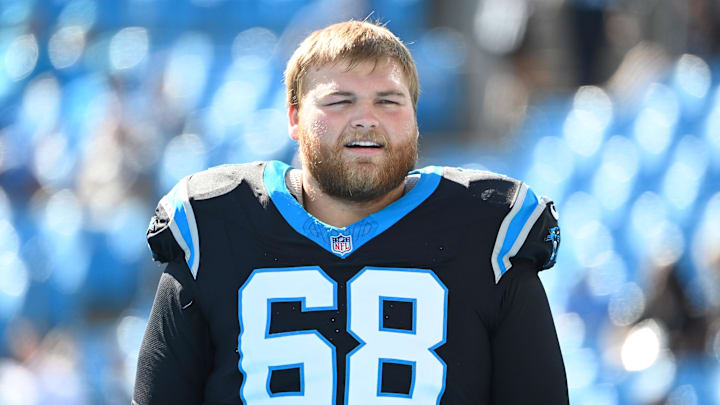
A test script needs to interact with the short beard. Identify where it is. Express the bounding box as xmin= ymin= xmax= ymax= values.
xmin=299 ymin=126 xmax=418 ymax=203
